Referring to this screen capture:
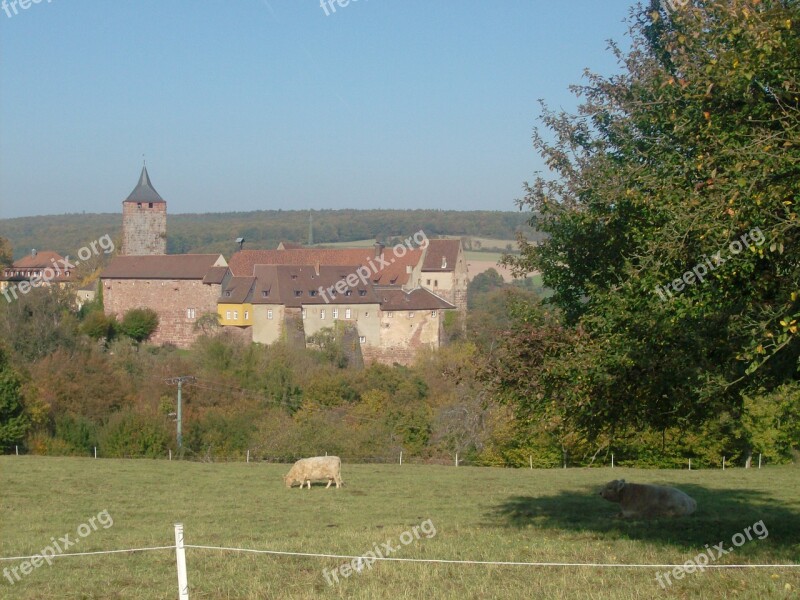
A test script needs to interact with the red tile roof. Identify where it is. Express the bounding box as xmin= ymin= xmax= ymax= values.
xmin=11 ymin=251 xmax=66 ymax=269
xmin=1 ymin=251 xmax=76 ymax=283
xmin=232 ymin=265 xmax=381 ymax=307
xmin=378 ymin=287 xmax=455 ymax=311
xmin=101 ymin=255 xmax=226 ymax=280
xmin=229 ymin=247 xmax=423 ymax=286
xmin=422 ymin=239 xmax=461 ymax=271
